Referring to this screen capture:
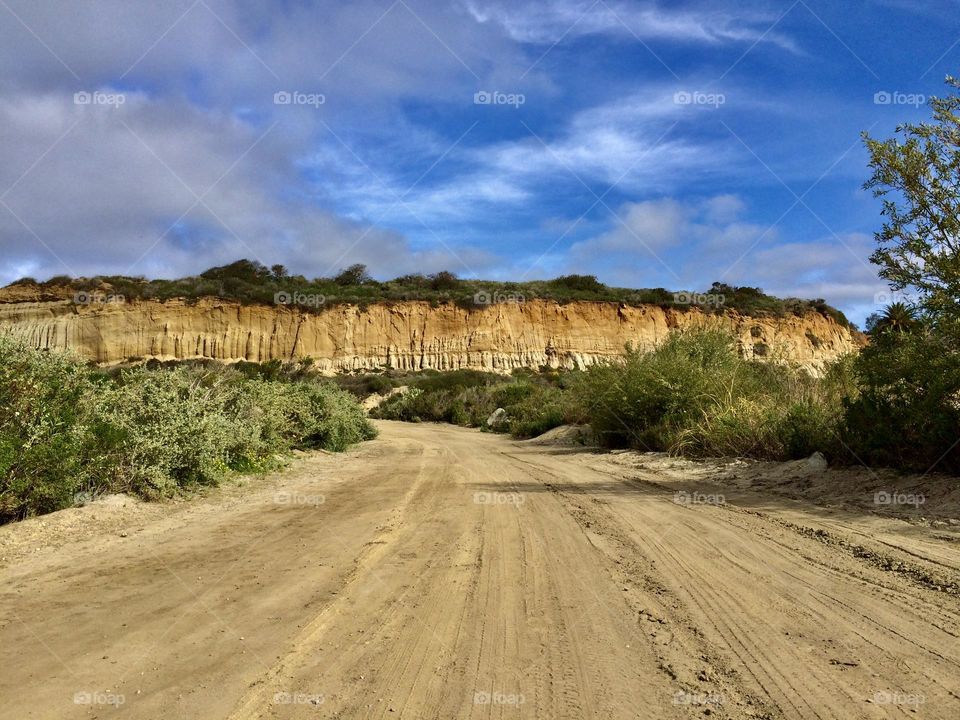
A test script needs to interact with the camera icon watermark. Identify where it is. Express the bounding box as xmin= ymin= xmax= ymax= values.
xmin=474 ymin=491 xmax=525 ymax=506
xmin=673 ymin=291 xmax=725 ymax=308
xmin=74 ymin=691 xmax=125 ymax=707
xmin=873 ymin=91 xmax=925 ymax=107
xmin=74 ymin=90 xmax=126 ymax=107
xmin=473 ymin=90 xmax=525 ymax=108
xmin=273 ymin=90 xmax=325 ymax=108
xmin=673 ymin=490 xmax=725 ymax=506
xmin=73 ymin=290 xmax=125 ymax=305
xmin=873 ymin=491 xmax=925 ymax=508
xmin=274 ymin=290 xmax=325 ymax=308
xmin=273 ymin=490 xmax=325 ymax=507
xmin=473 ymin=289 xmax=525 ymax=306
xmin=673 ymin=90 xmax=725 ymax=108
